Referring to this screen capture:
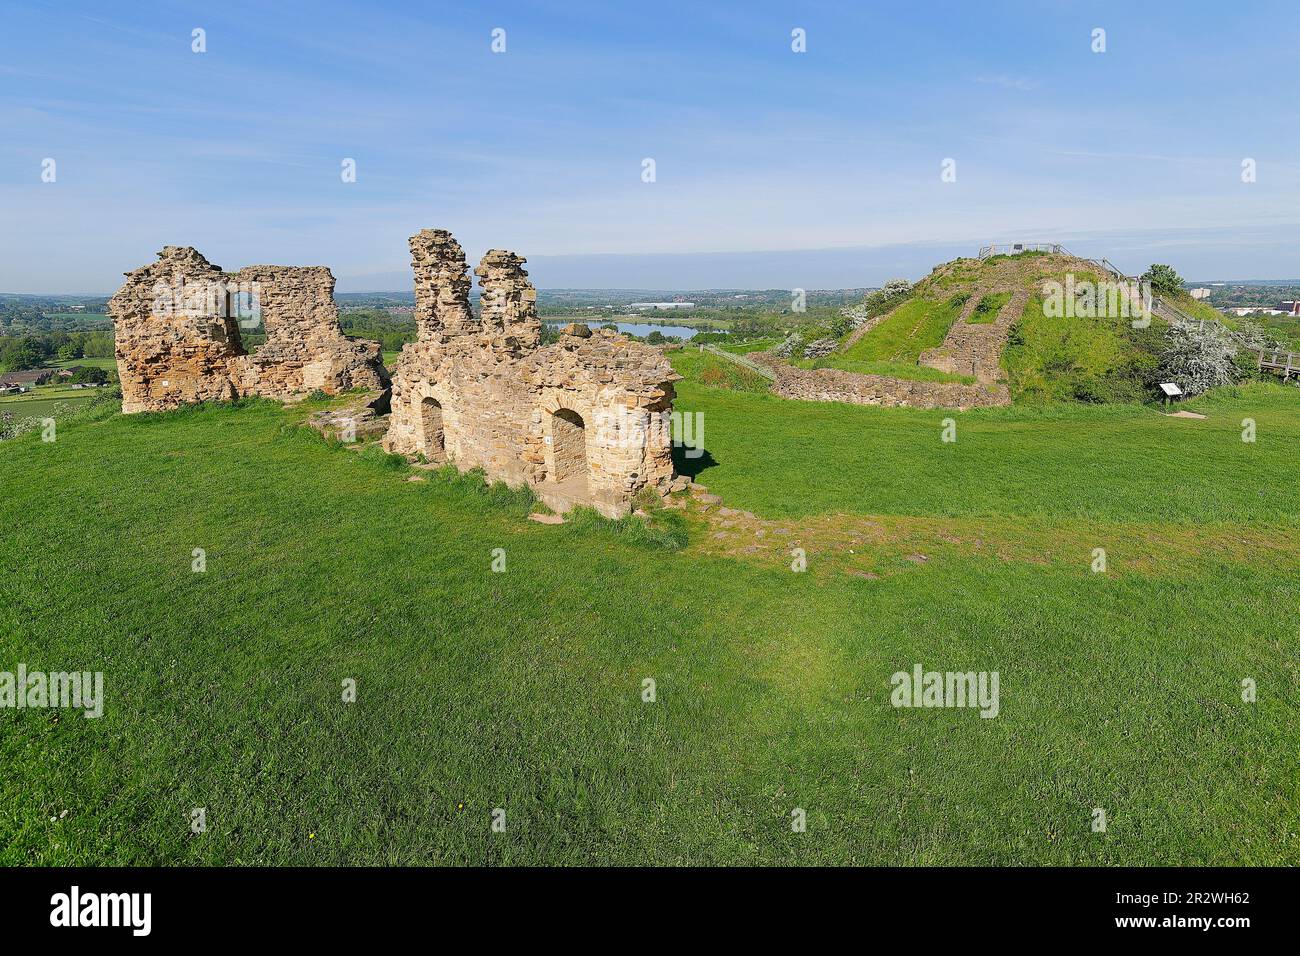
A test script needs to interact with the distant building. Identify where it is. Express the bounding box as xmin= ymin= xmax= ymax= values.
xmin=0 ymin=369 xmax=54 ymax=387
xmin=1230 ymin=307 xmax=1285 ymax=316
xmin=1188 ymin=288 xmax=1212 ymax=300
xmin=1280 ymin=301 xmax=1300 ymax=315
xmin=628 ymin=302 xmax=696 ymax=310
